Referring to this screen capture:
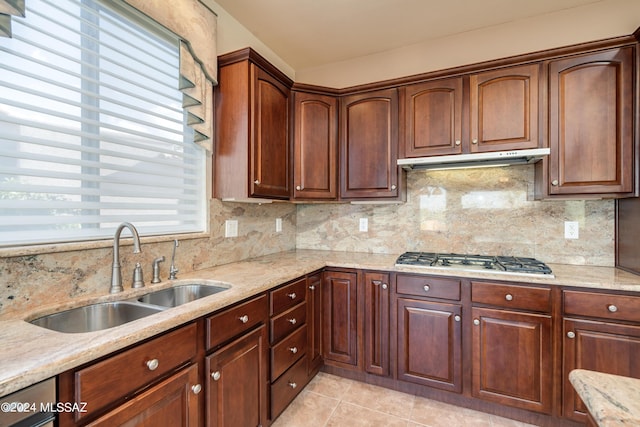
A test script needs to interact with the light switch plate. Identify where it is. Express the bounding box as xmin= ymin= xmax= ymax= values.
xmin=564 ymin=221 xmax=579 ymax=239
xmin=225 ymin=220 xmax=238 ymax=238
